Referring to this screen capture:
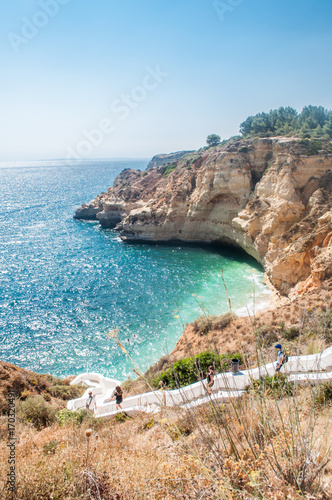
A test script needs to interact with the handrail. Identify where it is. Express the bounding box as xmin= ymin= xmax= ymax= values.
xmin=67 ymin=346 xmax=332 ymax=418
